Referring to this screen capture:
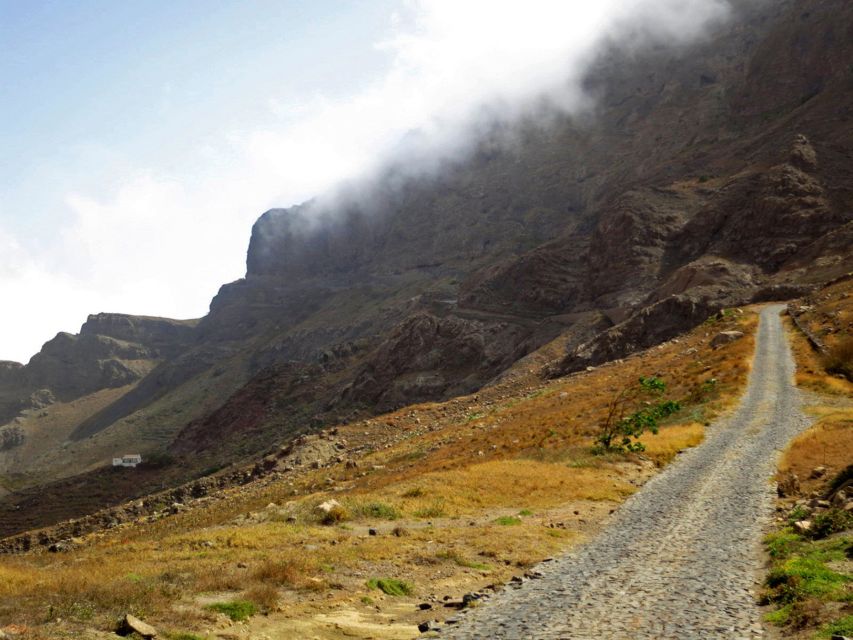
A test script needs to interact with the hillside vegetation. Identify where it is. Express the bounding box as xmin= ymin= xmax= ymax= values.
xmin=0 ymin=308 xmax=758 ymax=639
xmin=764 ymin=277 xmax=853 ymax=640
